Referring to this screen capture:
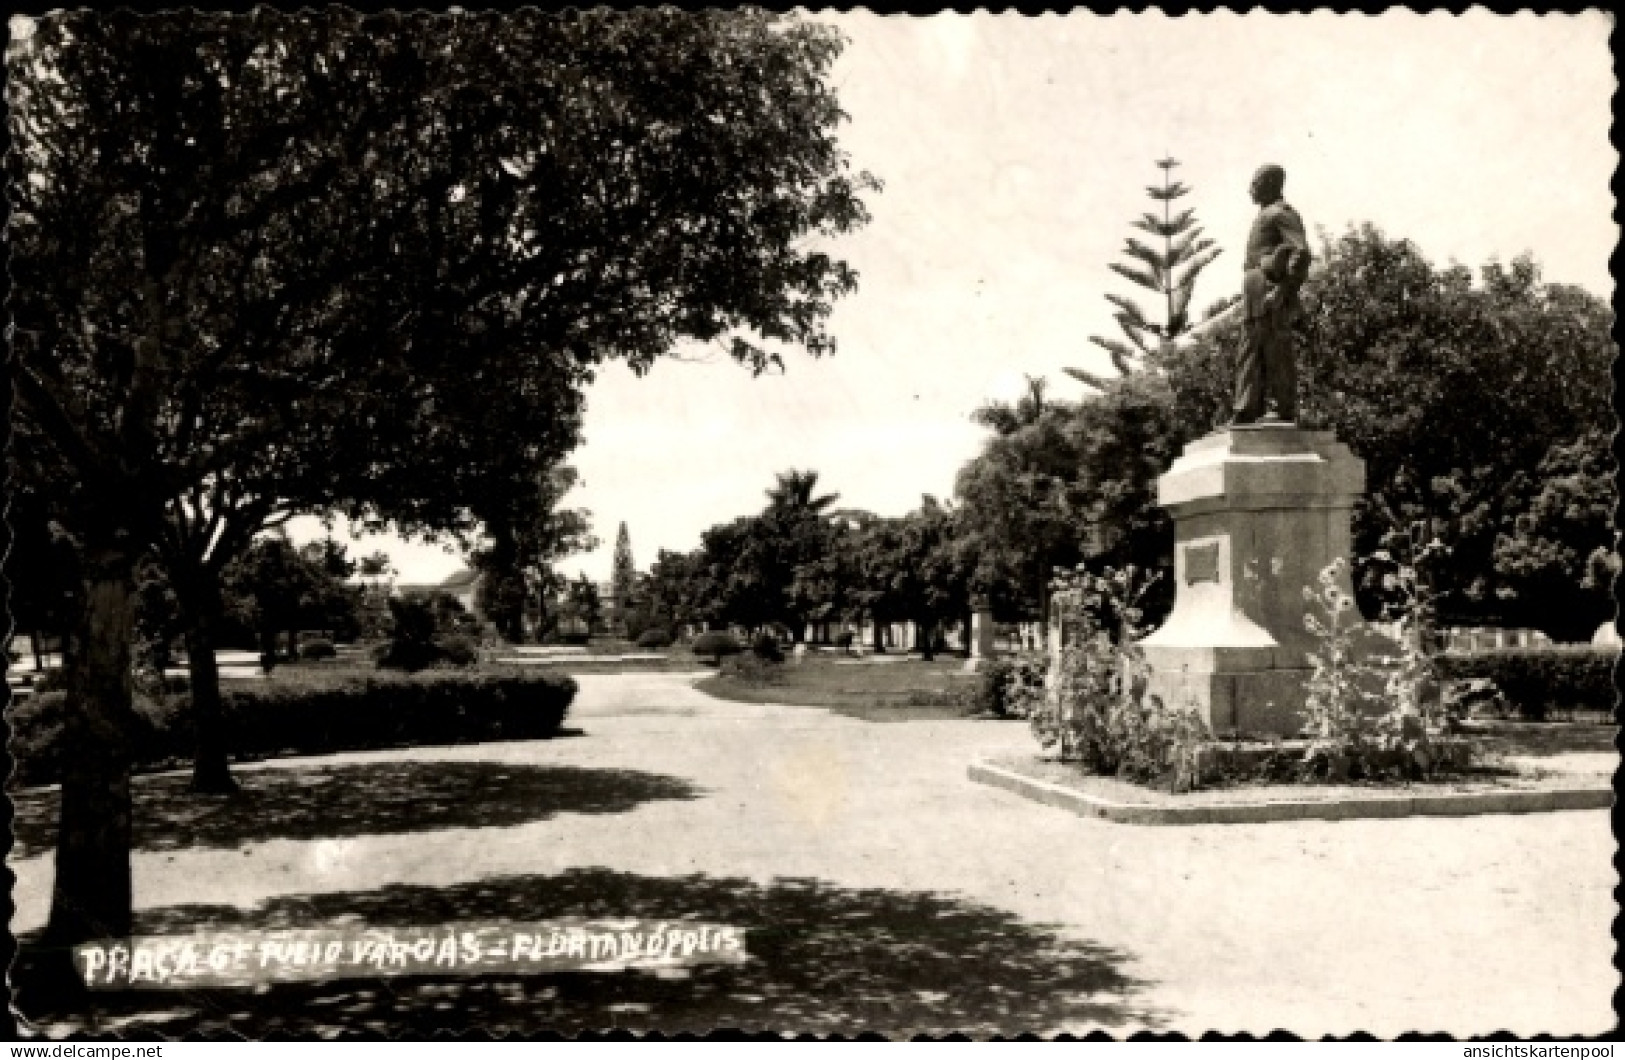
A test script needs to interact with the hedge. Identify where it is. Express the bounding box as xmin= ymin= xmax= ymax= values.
xmin=8 ymin=669 xmax=576 ymax=789
xmin=691 ymin=631 xmax=743 ymax=664
xmin=1434 ymin=647 xmax=1617 ymax=720
xmin=635 ymin=628 xmax=673 ymax=649
xmin=300 ymin=638 xmax=337 ymax=661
